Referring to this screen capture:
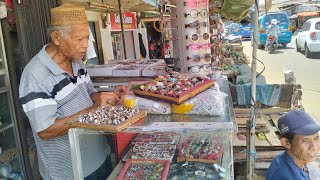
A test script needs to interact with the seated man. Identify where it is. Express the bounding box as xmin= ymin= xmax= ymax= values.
xmin=266 ymin=110 xmax=320 ymax=180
